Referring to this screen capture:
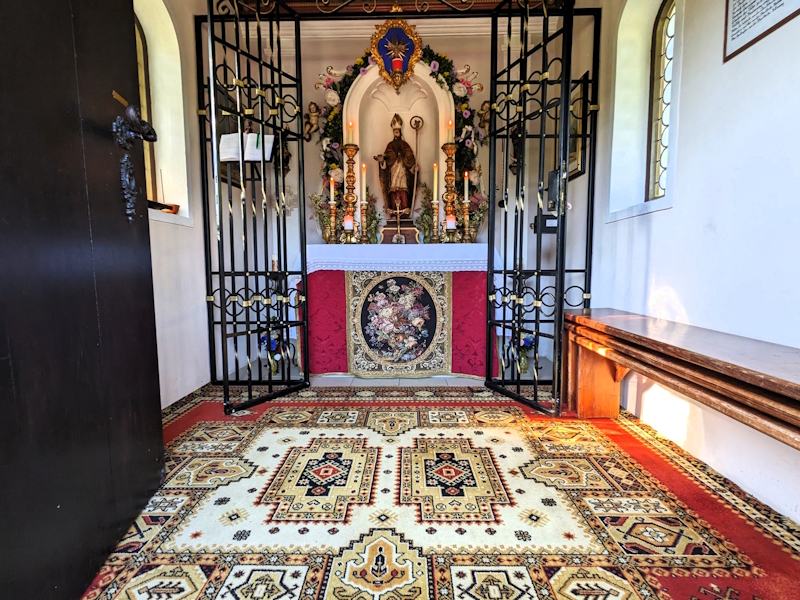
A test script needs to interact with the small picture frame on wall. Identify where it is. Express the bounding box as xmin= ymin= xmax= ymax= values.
xmin=724 ymin=0 xmax=800 ymax=61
